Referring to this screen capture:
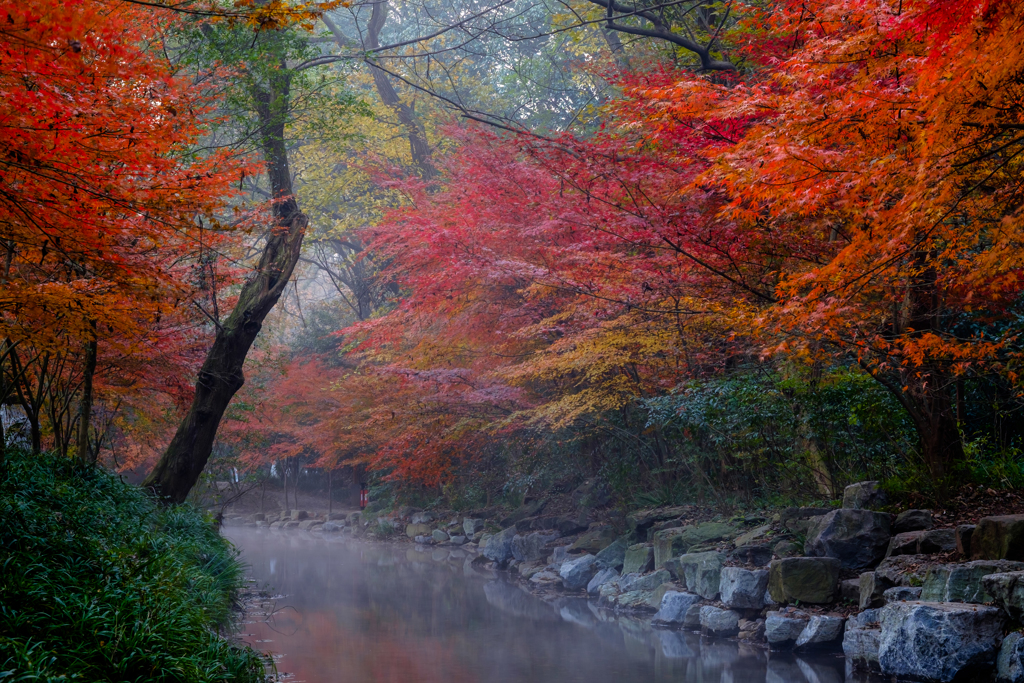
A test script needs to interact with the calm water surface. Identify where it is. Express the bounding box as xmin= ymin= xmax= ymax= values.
xmin=226 ymin=528 xmax=872 ymax=683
